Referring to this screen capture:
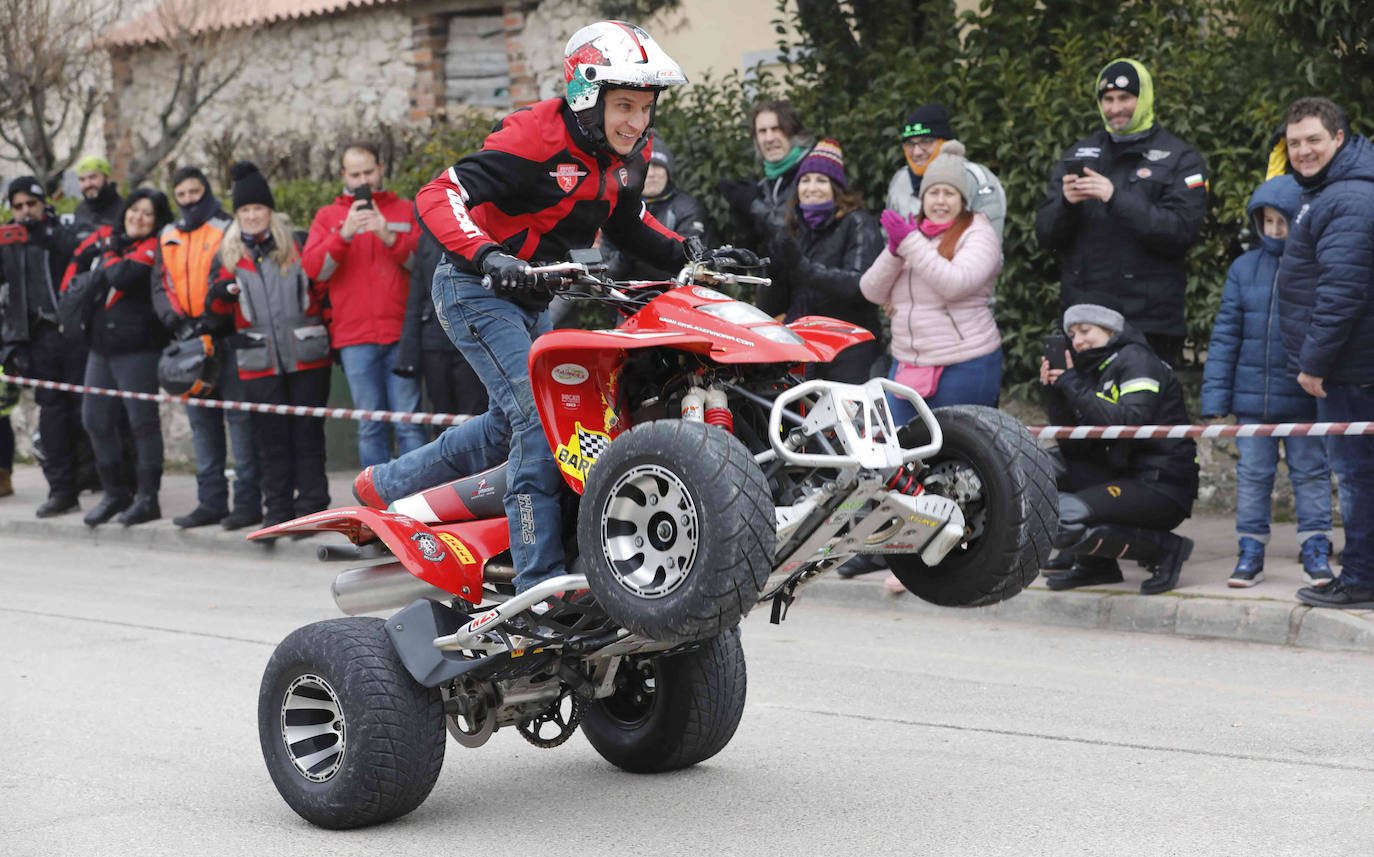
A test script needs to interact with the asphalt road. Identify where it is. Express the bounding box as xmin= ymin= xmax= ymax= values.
xmin=2 ymin=537 xmax=1371 ymax=857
